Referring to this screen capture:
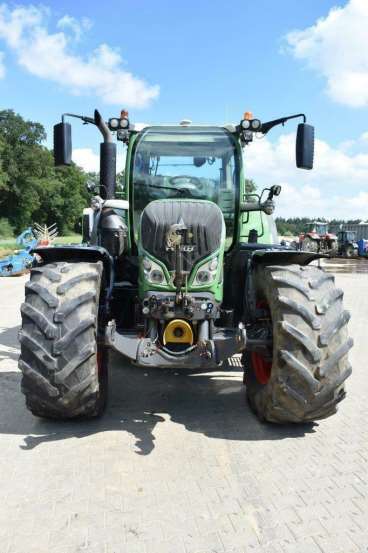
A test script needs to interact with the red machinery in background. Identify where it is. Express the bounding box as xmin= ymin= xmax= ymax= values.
xmin=299 ymin=221 xmax=337 ymax=253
